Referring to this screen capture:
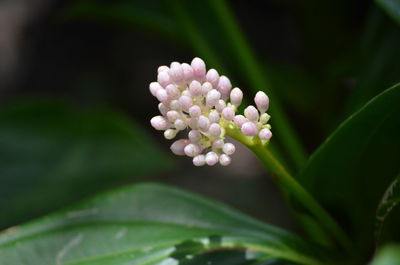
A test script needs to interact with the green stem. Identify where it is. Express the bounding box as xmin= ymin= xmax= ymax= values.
xmin=208 ymin=0 xmax=308 ymax=171
xmin=226 ymin=126 xmax=353 ymax=253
